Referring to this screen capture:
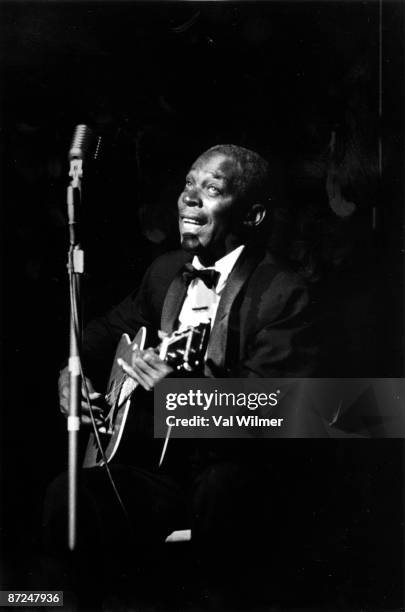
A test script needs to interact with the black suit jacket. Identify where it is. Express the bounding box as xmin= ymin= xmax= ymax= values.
xmin=81 ymin=245 xmax=322 ymax=473
xmin=82 ymin=245 xmax=316 ymax=385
